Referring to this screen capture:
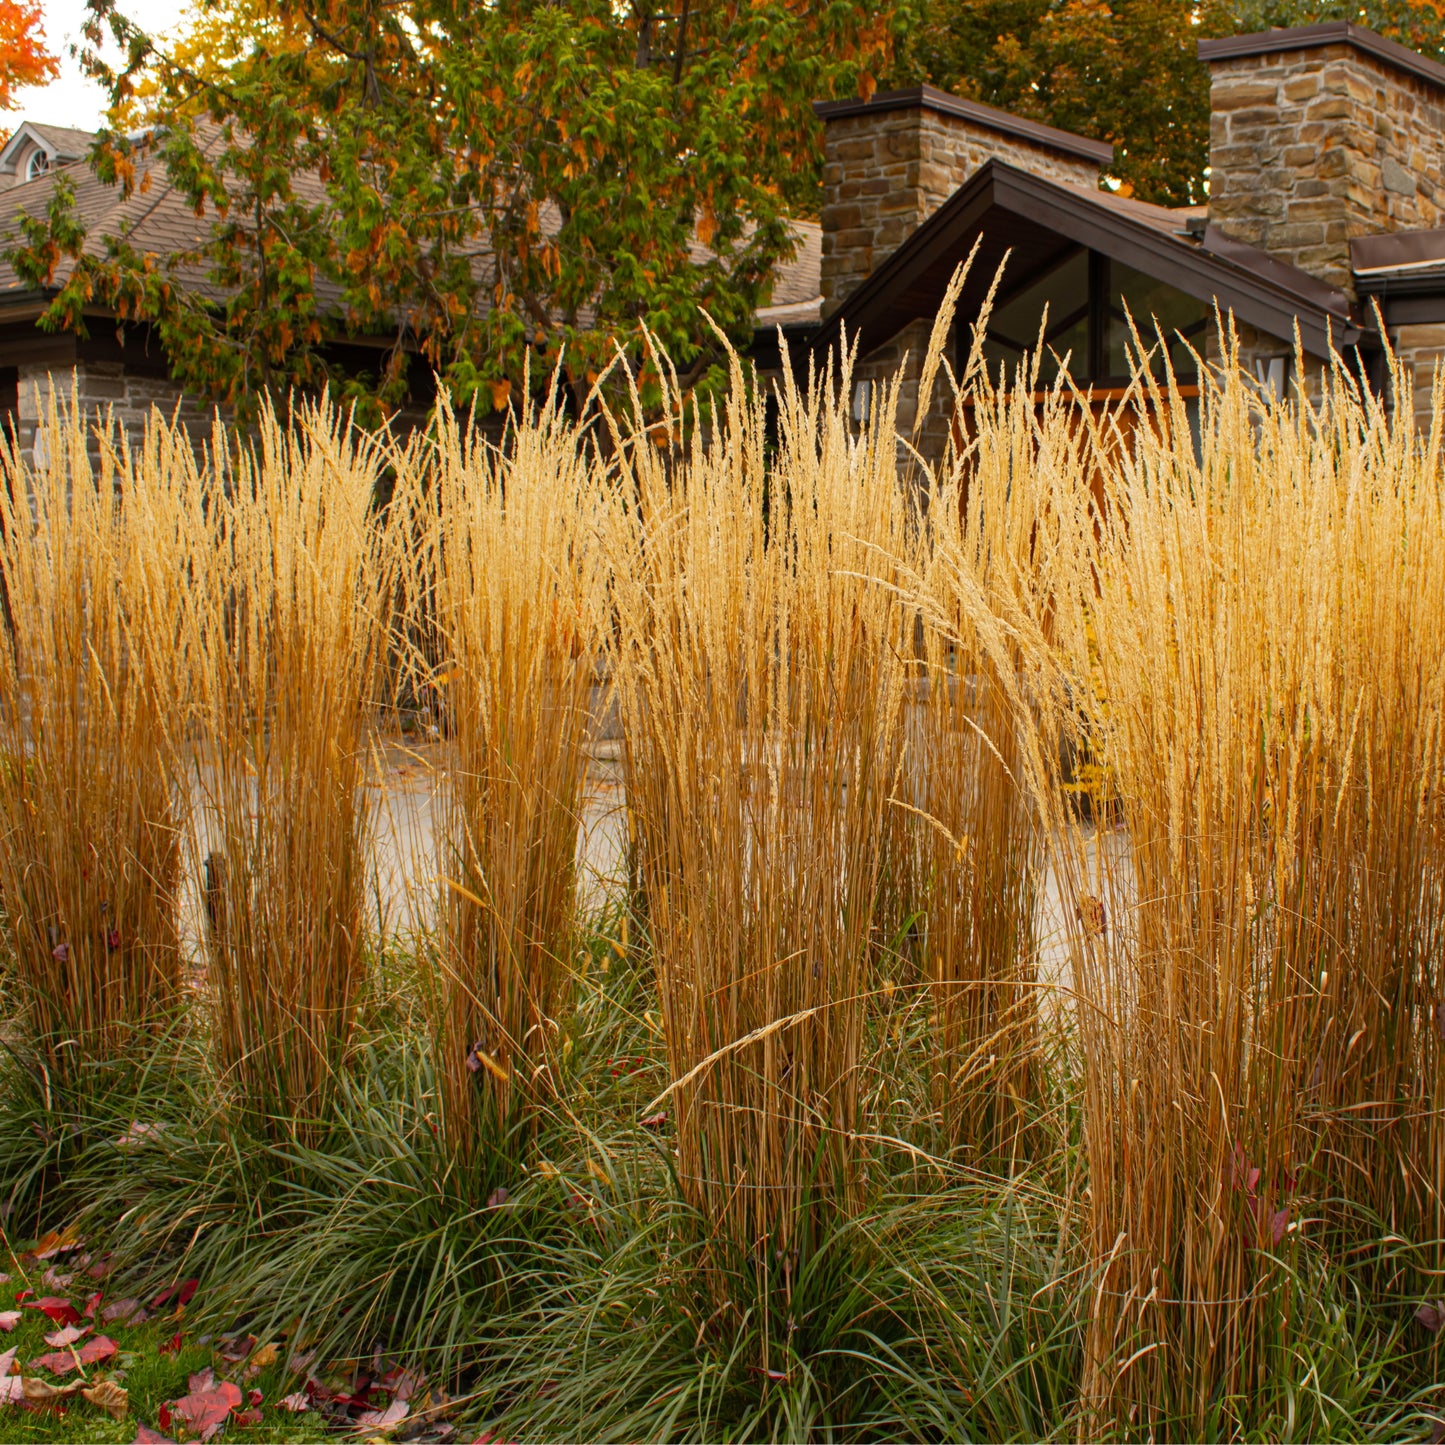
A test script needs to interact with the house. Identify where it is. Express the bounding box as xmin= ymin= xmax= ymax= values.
xmin=795 ymin=22 xmax=1445 ymax=455
xmin=3 ymin=20 xmax=1445 ymax=458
